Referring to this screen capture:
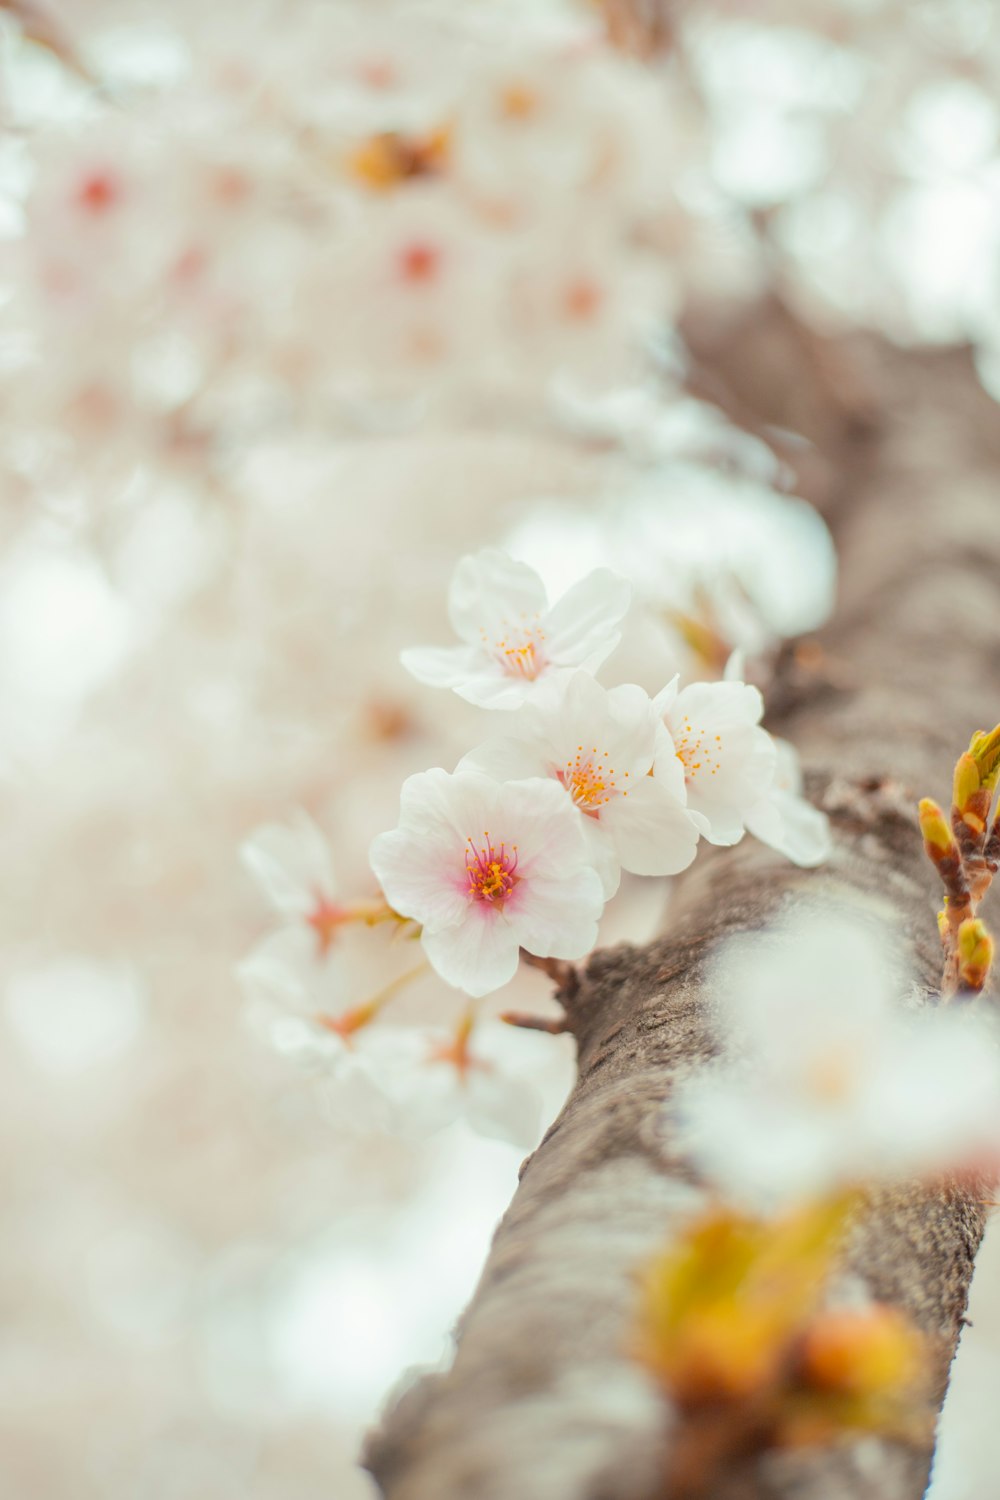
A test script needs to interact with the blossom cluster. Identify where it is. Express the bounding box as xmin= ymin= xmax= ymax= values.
xmin=383 ymin=547 xmax=829 ymax=997
xmin=238 ymin=544 xmax=830 ymax=1144
xmin=0 ymin=0 xmax=700 ymax=524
